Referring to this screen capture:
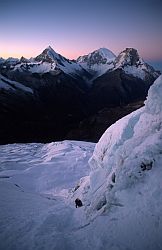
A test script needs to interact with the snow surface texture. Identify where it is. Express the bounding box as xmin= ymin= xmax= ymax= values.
xmin=75 ymin=75 xmax=162 ymax=249
xmin=0 ymin=76 xmax=162 ymax=250
xmin=0 ymin=141 xmax=95 ymax=250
